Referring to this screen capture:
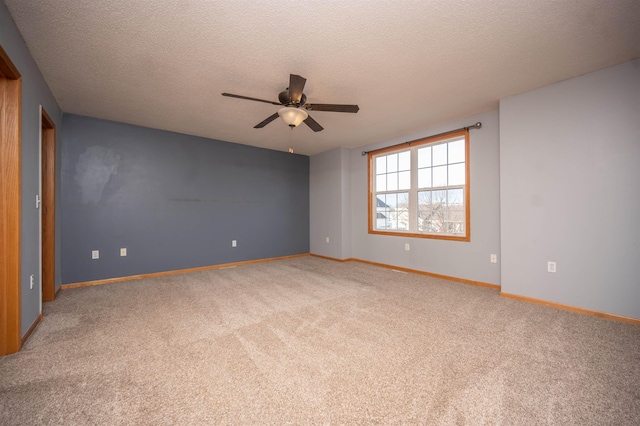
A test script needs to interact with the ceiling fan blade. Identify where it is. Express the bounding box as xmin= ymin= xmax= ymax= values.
xmin=305 ymin=103 xmax=359 ymax=113
xmin=288 ymin=74 xmax=307 ymax=104
xmin=254 ymin=112 xmax=280 ymax=128
xmin=303 ymin=114 xmax=324 ymax=132
xmin=222 ymin=93 xmax=281 ymax=105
